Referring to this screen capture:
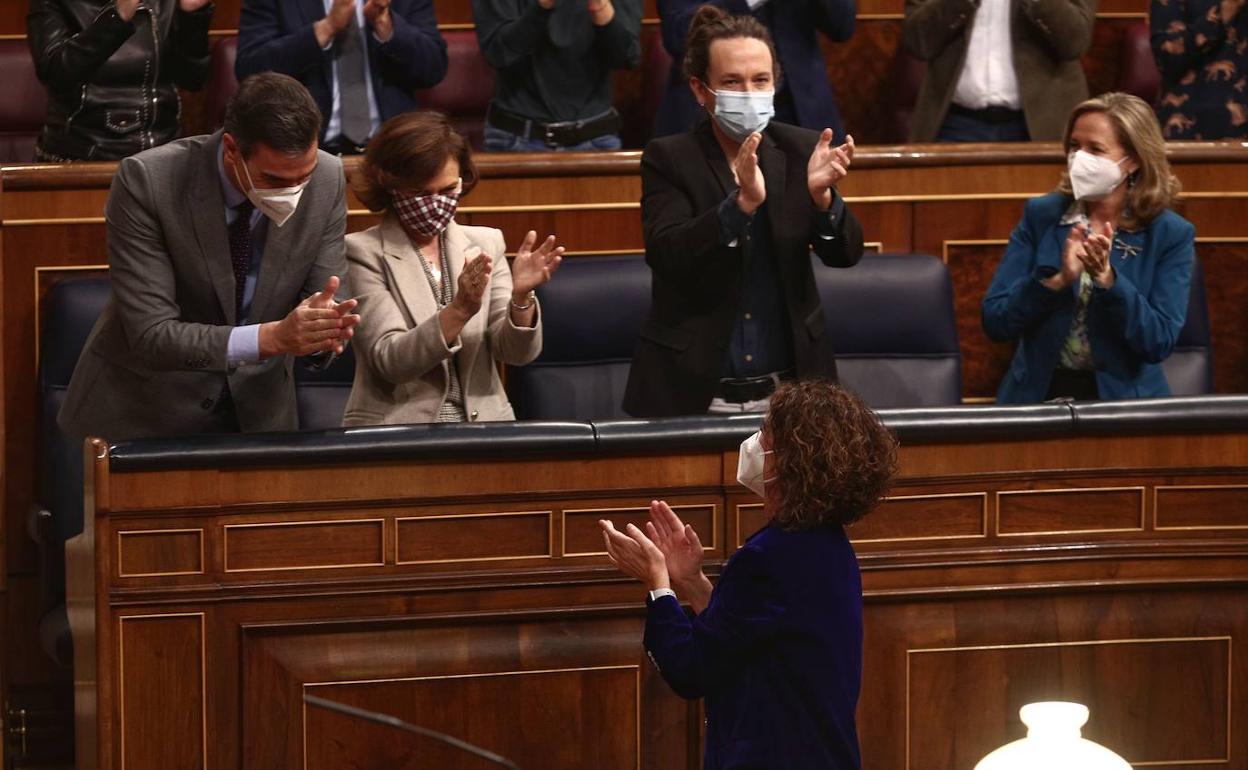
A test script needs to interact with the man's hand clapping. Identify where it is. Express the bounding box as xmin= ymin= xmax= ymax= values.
xmin=733 ymin=132 xmax=766 ymax=215
xmin=363 ymin=0 xmax=394 ymax=42
xmin=315 ymin=0 xmax=356 ymax=47
xmin=807 ymin=129 xmax=853 ymax=210
xmin=259 ymin=275 xmax=360 ymax=357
